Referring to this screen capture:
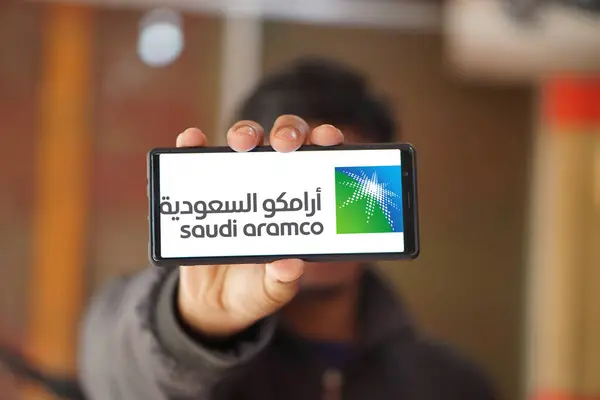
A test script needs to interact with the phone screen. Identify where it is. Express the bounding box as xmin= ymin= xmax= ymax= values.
xmin=149 ymin=145 xmax=418 ymax=265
